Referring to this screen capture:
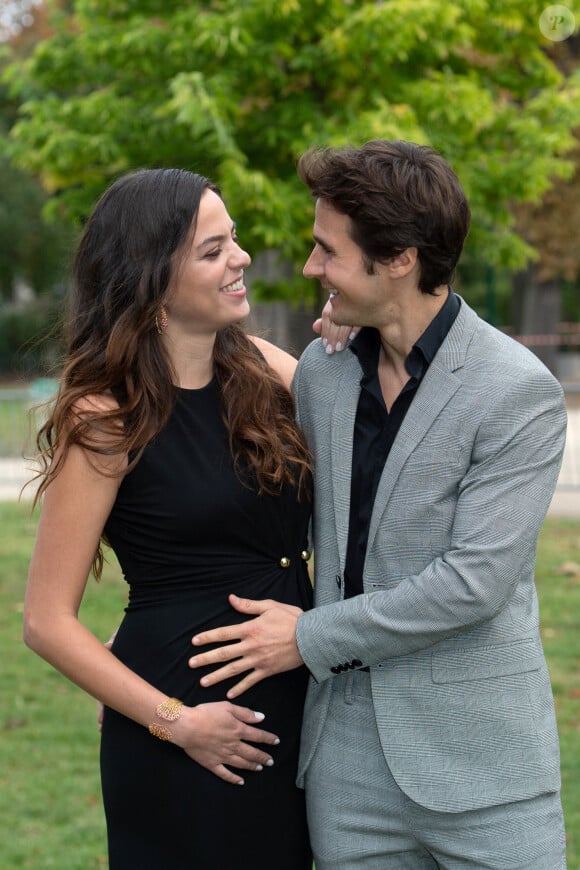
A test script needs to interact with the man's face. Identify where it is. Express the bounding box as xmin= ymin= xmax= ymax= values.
xmin=303 ymin=199 xmax=388 ymax=328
